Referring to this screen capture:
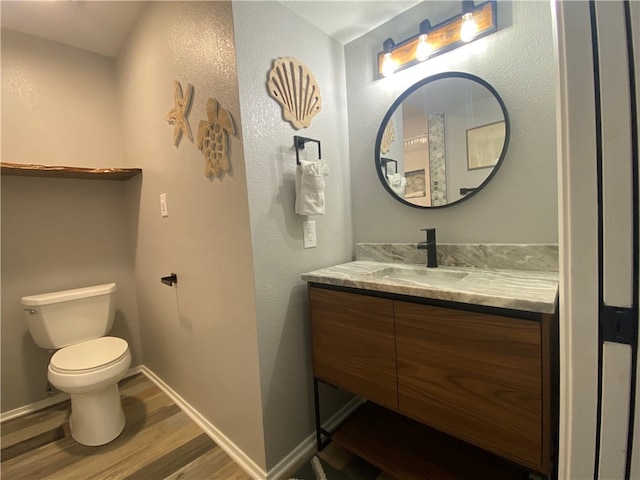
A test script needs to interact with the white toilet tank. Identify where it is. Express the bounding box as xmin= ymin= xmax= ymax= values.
xmin=22 ymin=283 xmax=117 ymax=349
